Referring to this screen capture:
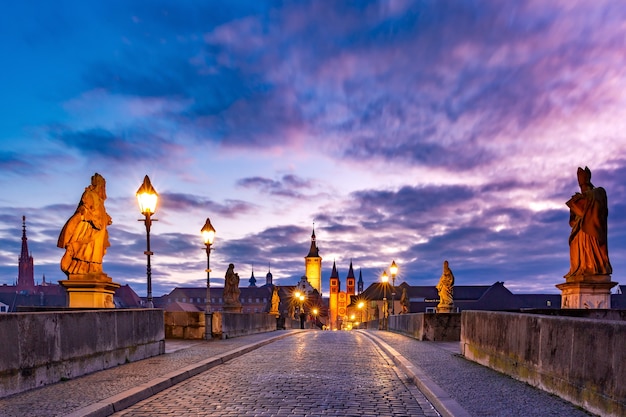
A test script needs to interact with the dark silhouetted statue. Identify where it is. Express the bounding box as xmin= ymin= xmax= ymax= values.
xmin=223 ymin=263 xmax=242 ymax=311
